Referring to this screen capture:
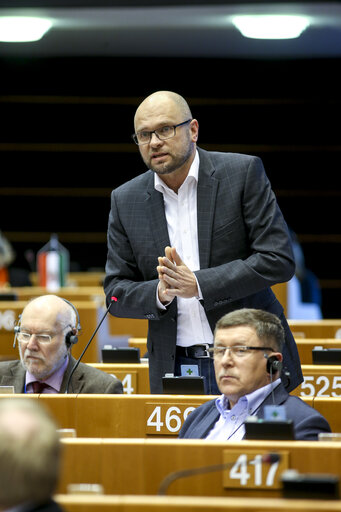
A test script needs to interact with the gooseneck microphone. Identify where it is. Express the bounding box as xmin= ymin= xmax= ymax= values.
xmin=157 ymin=453 xmax=281 ymax=495
xmin=65 ymin=296 xmax=117 ymax=394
